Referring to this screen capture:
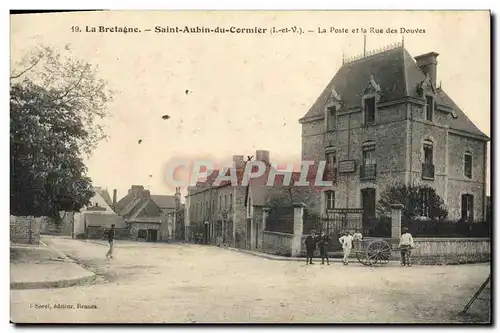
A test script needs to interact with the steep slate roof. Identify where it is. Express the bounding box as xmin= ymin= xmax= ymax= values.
xmin=85 ymin=214 xmax=126 ymax=228
xmin=150 ymin=195 xmax=176 ymax=210
xmin=300 ymin=46 xmax=488 ymax=140
xmin=114 ymin=186 xmax=168 ymax=222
